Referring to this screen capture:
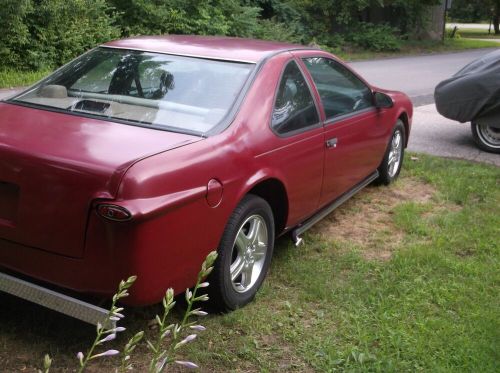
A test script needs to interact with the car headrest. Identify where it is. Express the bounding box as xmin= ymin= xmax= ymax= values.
xmin=284 ymin=79 xmax=298 ymax=102
xmin=38 ymin=85 xmax=68 ymax=98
